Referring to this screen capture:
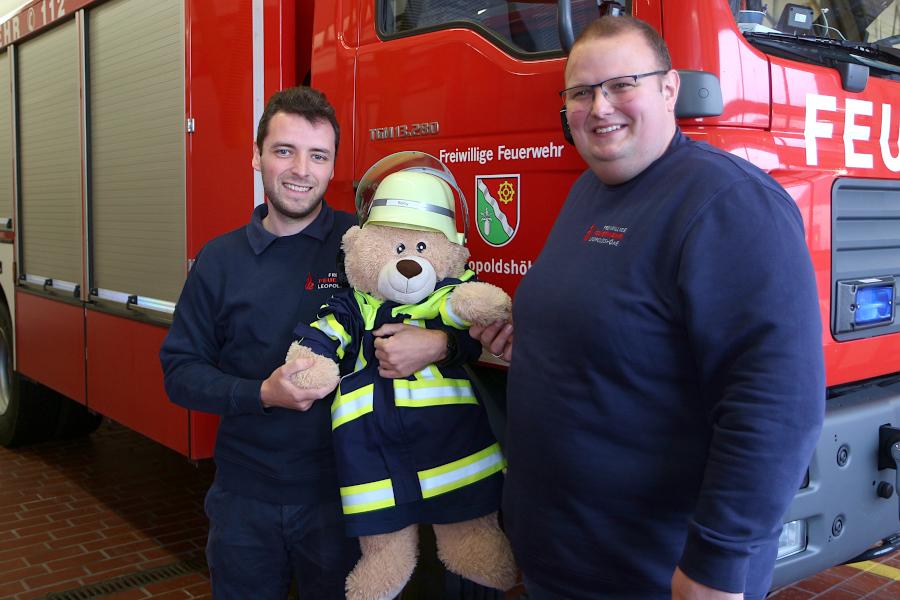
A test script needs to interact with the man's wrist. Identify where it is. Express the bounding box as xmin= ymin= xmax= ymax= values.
xmin=435 ymin=331 xmax=456 ymax=367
